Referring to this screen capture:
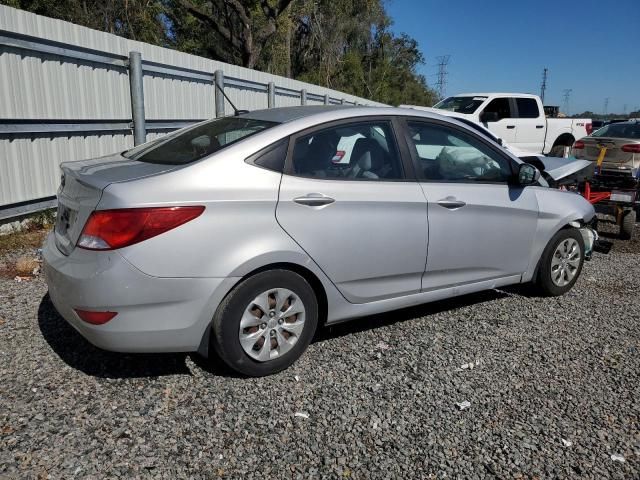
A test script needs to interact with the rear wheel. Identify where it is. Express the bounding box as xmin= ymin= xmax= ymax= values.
xmin=620 ymin=208 xmax=636 ymax=240
xmin=535 ymin=228 xmax=585 ymax=296
xmin=210 ymin=270 xmax=318 ymax=377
